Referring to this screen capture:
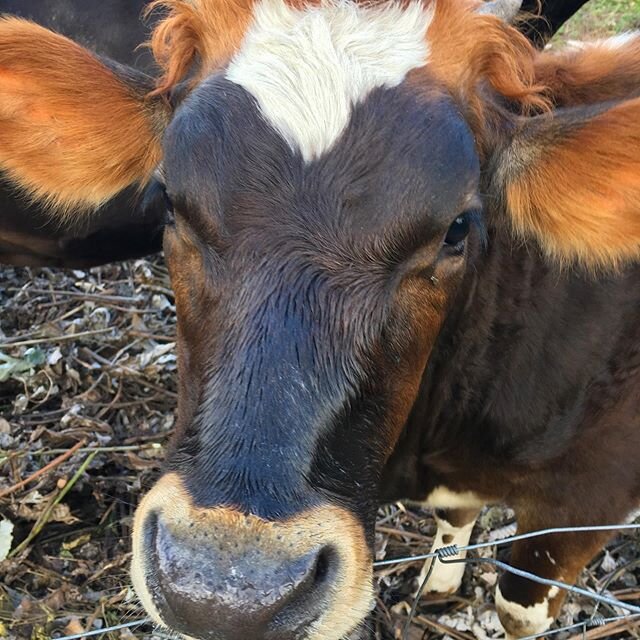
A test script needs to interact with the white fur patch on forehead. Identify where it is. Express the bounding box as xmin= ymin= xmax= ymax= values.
xmin=226 ymin=0 xmax=433 ymax=161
